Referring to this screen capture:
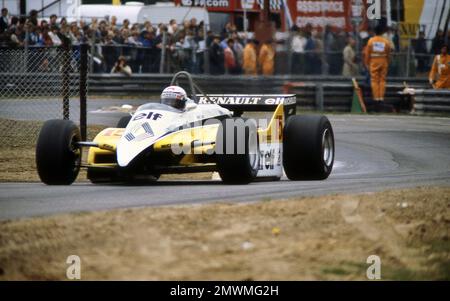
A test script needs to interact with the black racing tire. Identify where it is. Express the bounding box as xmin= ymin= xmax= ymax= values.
xmin=215 ymin=117 xmax=259 ymax=184
xmin=283 ymin=115 xmax=334 ymax=180
xmin=36 ymin=119 xmax=81 ymax=185
xmin=117 ymin=115 xmax=132 ymax=128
